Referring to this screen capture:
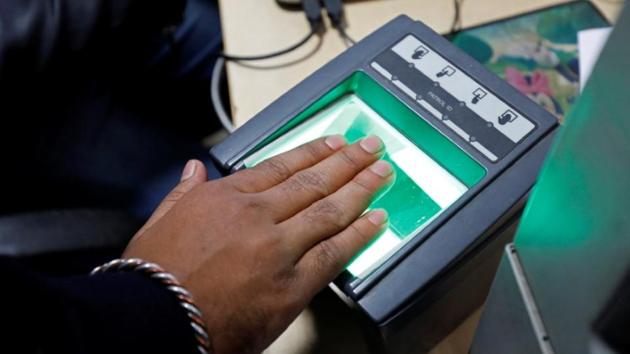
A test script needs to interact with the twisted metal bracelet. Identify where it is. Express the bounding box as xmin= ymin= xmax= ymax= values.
xmin=91 ymin=258 xmax=212 ymax=354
